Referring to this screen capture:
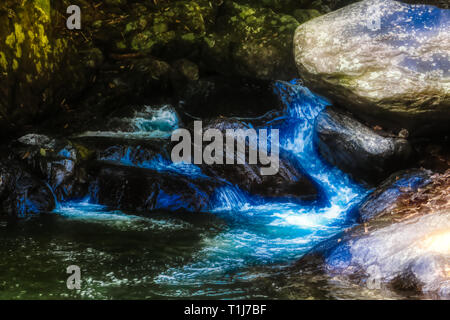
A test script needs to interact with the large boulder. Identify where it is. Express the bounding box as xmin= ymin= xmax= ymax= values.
xmin=294 ymin=0 xmax=450 ymax=136
xmin=314 ymin=107 xmax=412 ymax=184
xmin=295 ymin=169 xmax=450 ymax=299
